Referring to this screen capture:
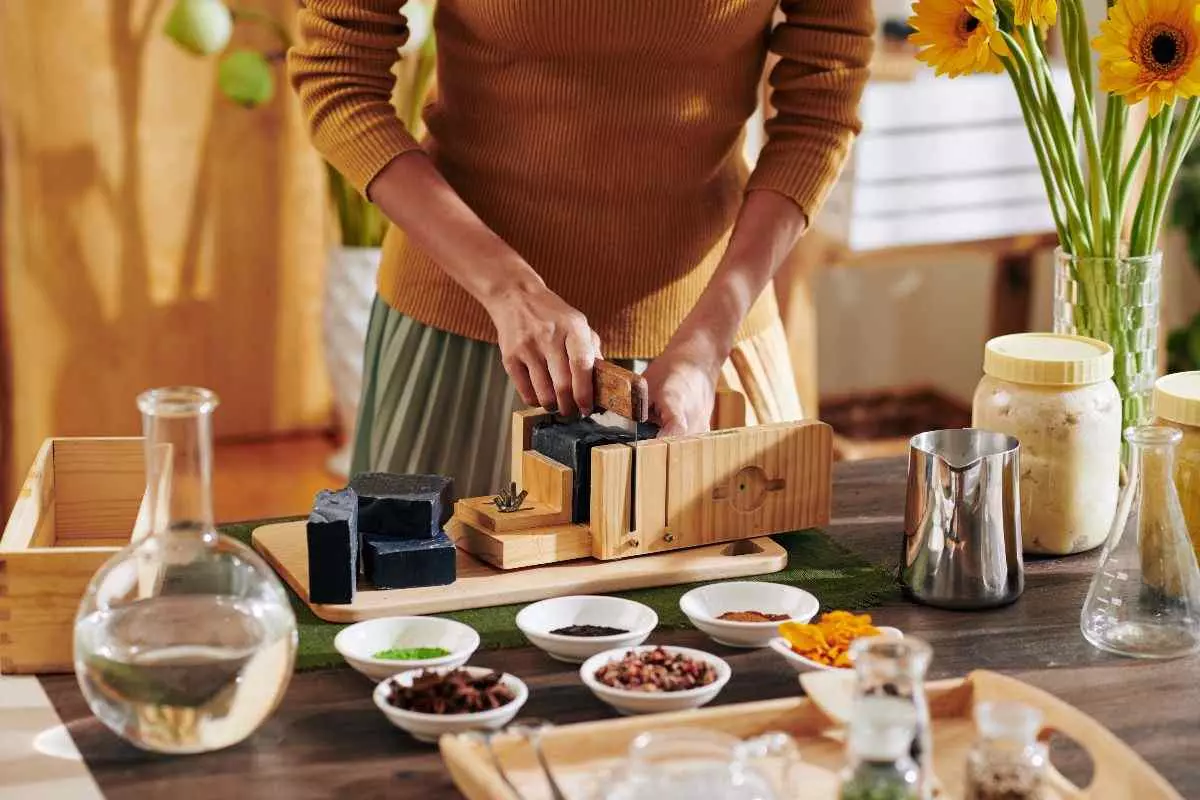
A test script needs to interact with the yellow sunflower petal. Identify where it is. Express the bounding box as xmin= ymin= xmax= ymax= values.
xmin=1095 ymin=0 xmax=1200 ymax=113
